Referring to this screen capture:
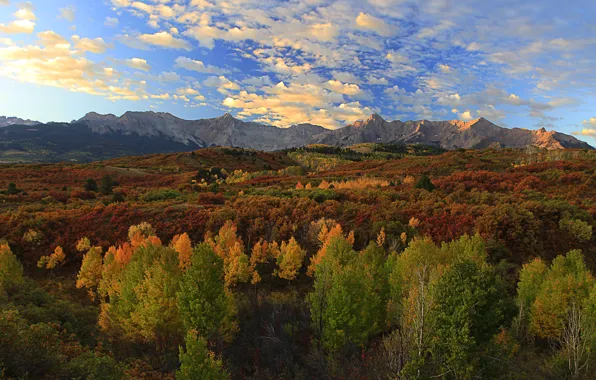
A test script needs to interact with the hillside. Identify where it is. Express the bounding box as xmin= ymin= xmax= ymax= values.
xmin=0 ymin=145 xmax=595 ymax=379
